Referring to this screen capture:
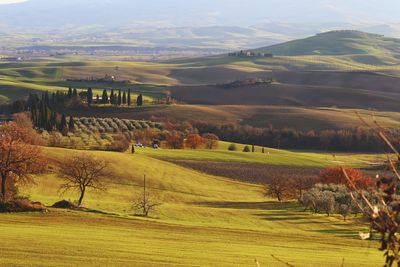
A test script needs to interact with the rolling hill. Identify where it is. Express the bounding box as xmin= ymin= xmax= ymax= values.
xmin=3 ymin=30 xmax=400 ymax=131
xmin=170 ymin=75 xmax=400 ymax=112
xmin=253 ymin=30 xmax=400 ymax=57
xmin=0 ymin=146 xmax=382 ymax=266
